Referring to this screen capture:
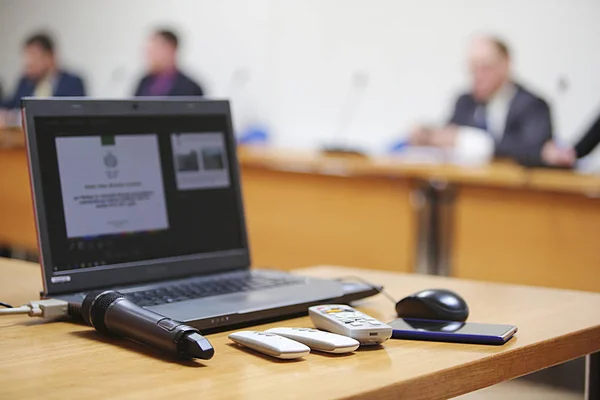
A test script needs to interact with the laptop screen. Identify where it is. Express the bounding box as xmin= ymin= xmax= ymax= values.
xmin=33 ymin=114 xmax=246 ymax=275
